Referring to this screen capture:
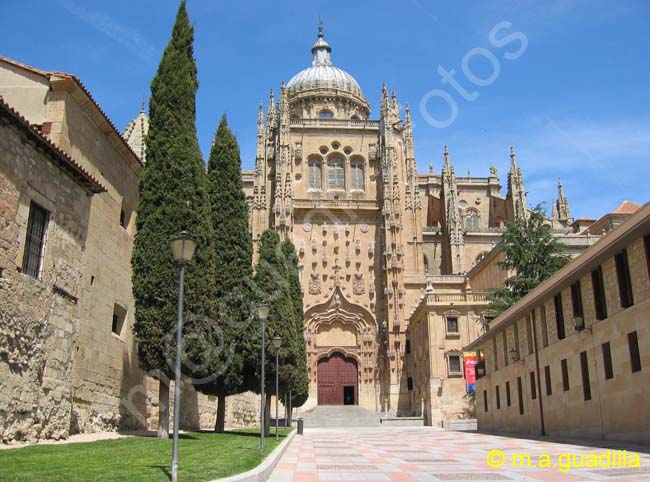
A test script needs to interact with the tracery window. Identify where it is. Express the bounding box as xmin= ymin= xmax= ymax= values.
xmin=328 ymin=158 xmax=345 ymax=190
xmin=465 ymin=210 xmax=479 ymax=230
xmin=308 ymin=159 xmax=322 ymax=190
xmin=350 ymin=160 xmax=364 ymax=191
